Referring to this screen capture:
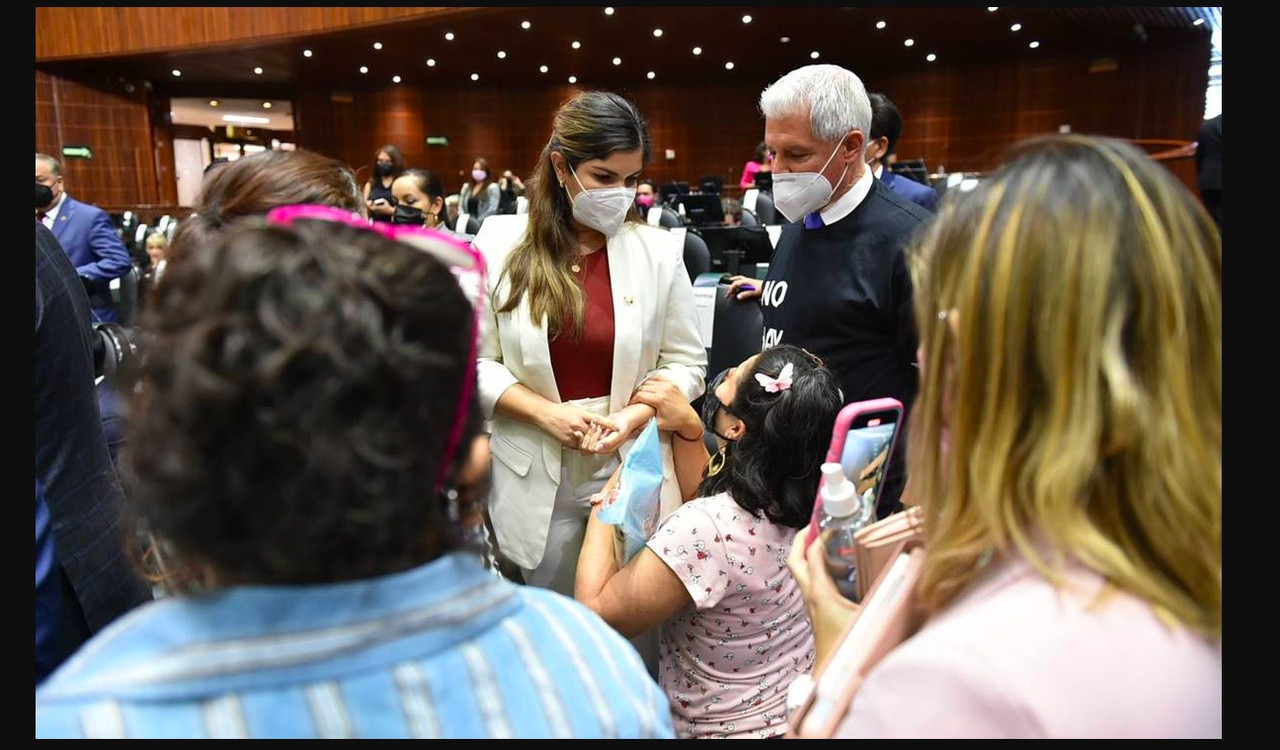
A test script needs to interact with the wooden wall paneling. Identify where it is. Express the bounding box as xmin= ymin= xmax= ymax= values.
xmin=35 ymin=70 xmax=165 ymax=210
xmin=37 ymin=7 xmax=488 ymax=61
